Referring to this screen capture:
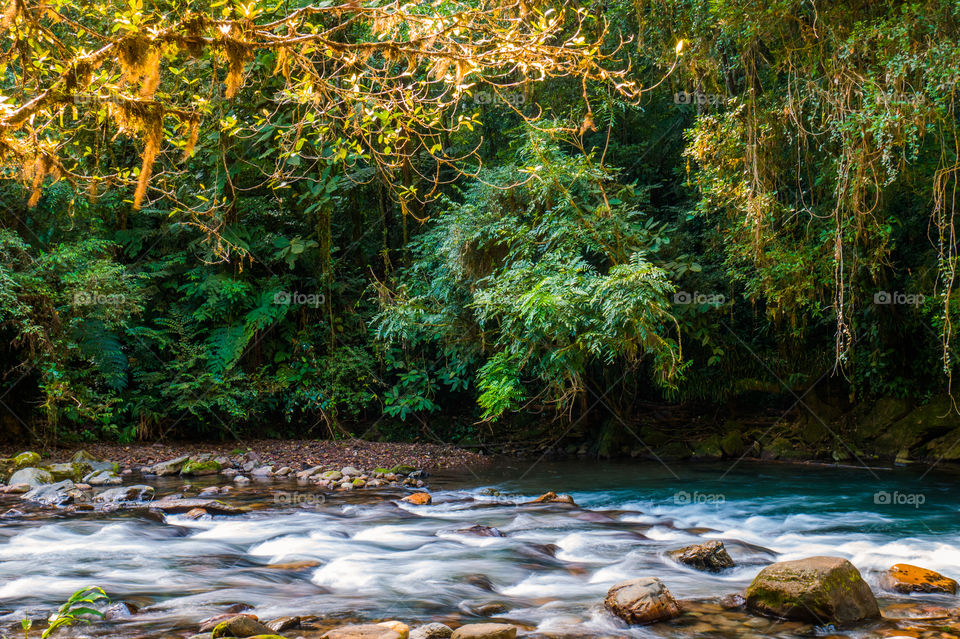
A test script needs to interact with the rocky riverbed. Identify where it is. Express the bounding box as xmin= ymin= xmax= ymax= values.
xmin=2 ymin=457 xmax=960 ymax=639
